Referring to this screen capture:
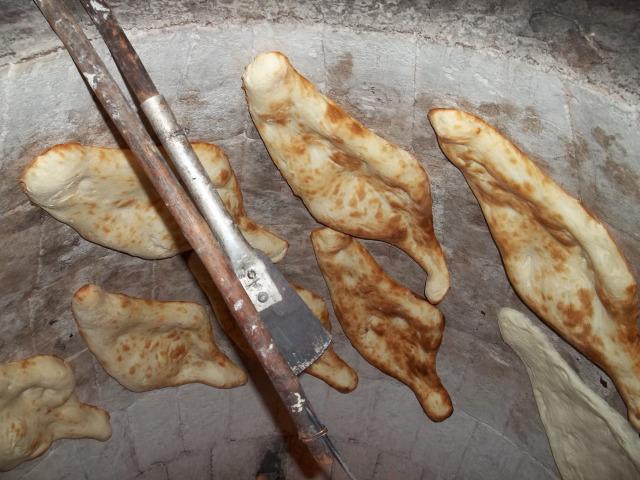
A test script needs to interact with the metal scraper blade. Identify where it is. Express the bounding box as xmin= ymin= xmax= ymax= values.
xmin=255 ymin=252 xmax=332 ymax=374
